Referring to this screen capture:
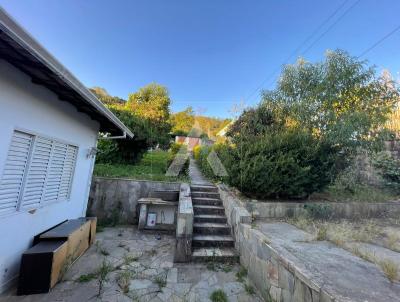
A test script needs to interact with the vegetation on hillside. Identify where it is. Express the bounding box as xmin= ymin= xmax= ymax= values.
xmin=195 ymin=50 xmax=400 ymax=199
xmin=94 ymin=150 xmax=188 ymax=182
xmin=91 ymin=84 xmax=172 ymax=164
xmin=170 ymin=106 xmax=230 ymax=139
